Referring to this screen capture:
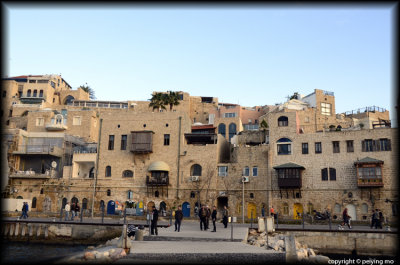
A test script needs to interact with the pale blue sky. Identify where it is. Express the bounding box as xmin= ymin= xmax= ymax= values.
xmin=3 ymin=4 xmax=397 ymax=123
